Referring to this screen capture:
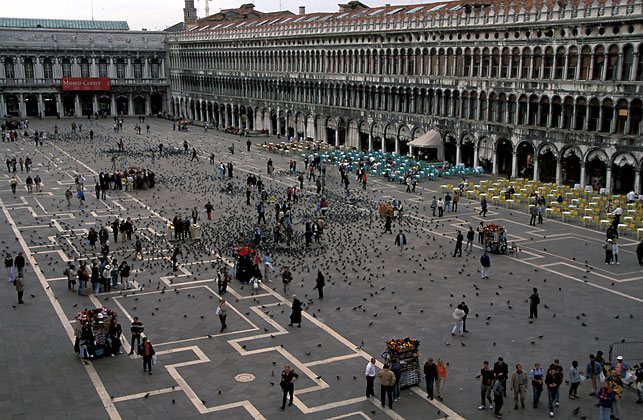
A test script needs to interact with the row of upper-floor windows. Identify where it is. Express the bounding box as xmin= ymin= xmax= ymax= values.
xmin=171 ymin=75 xmax=643 ymax=136
xmin=2 ymin=57 xmax=162 ymax=80
xmin=171 ymin=43 xmax=643 ymax=82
